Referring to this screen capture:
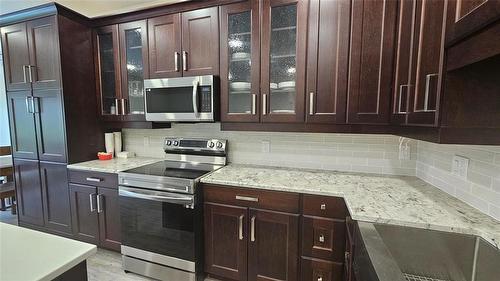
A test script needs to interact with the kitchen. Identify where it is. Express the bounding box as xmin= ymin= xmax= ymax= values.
xmin=0 ymin=0 xmax=499 ymax=281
